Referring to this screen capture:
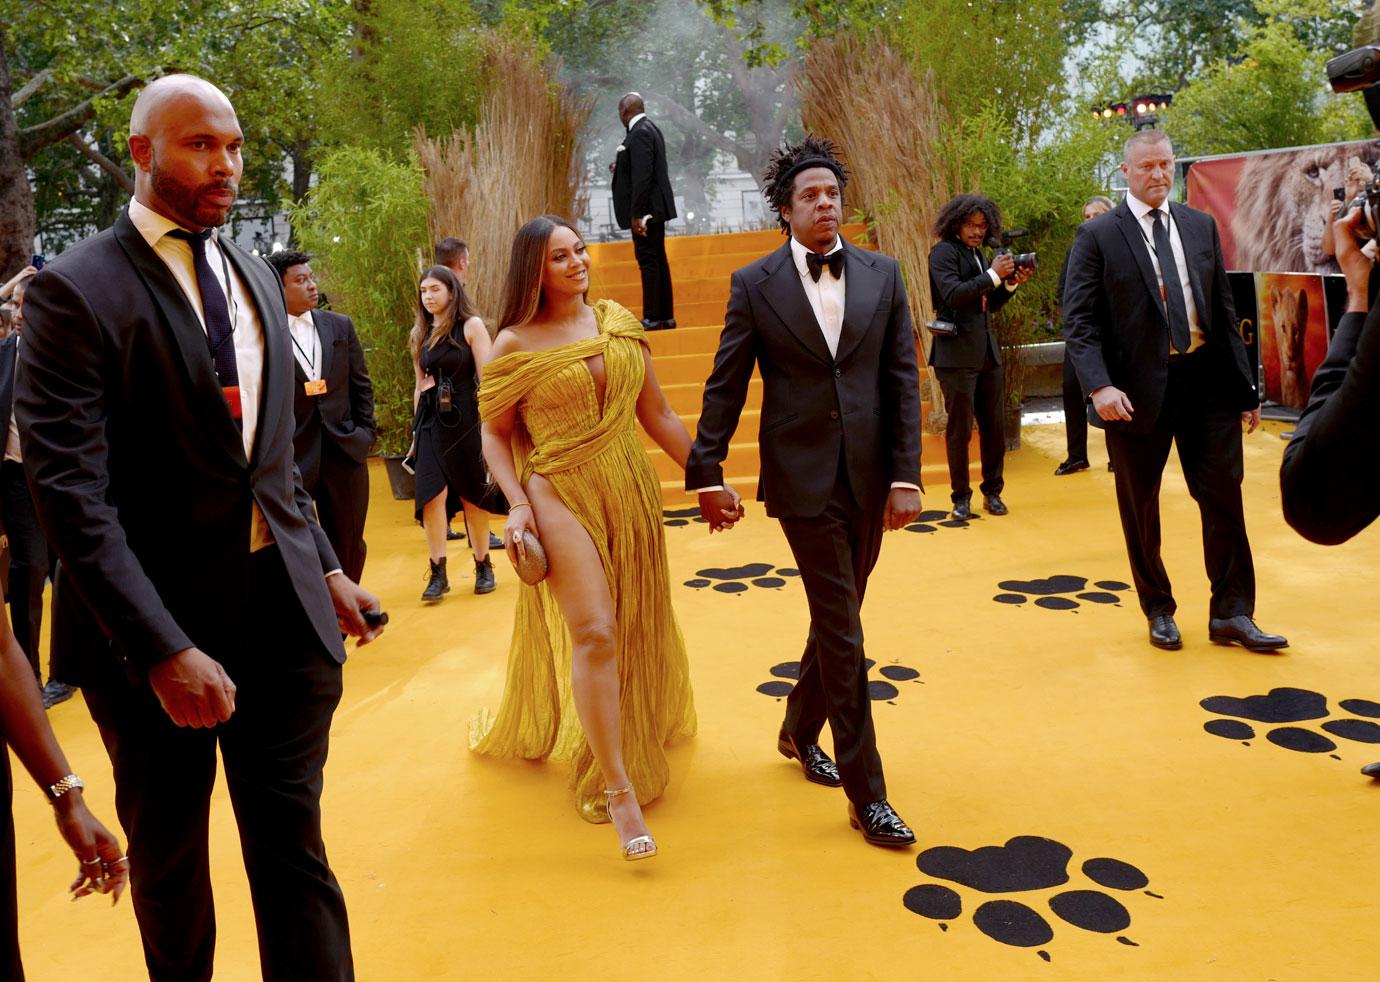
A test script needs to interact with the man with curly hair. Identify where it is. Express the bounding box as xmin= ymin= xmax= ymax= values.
xmin=687 ymin=135 xmax=923 ymax=847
